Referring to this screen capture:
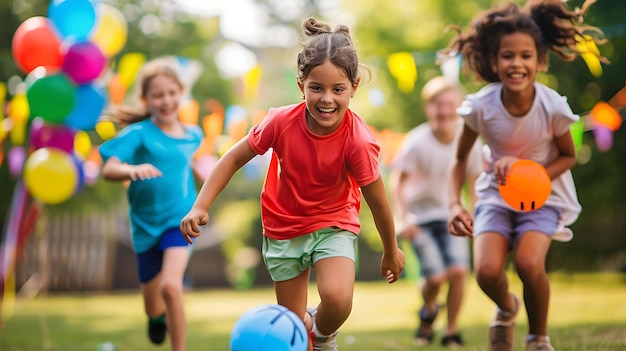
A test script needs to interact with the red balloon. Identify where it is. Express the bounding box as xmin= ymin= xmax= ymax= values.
xmin=498 ymin=159 xmax=551 ymax=212
xmin=11 ymin=16 xmax=63 ymax=74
